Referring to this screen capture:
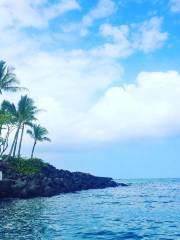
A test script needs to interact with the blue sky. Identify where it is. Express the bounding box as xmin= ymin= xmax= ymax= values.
xmin=0 ymin=0 xmax=180 ymax=178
